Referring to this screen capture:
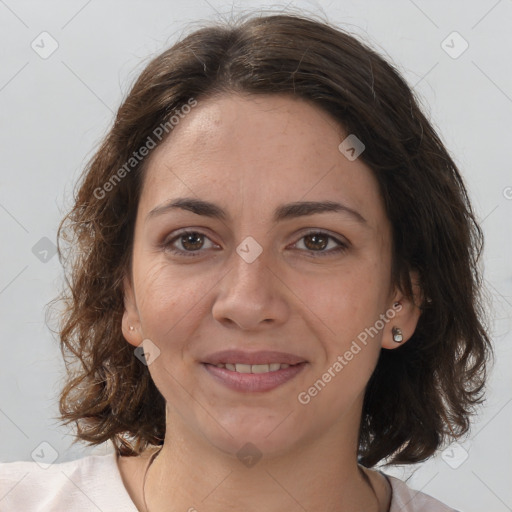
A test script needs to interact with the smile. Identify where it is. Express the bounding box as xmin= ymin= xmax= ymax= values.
xmin=212 ymin=363 xmax=292 ymax=373
xmin=202 ymin=361 xmax=307 ymax=392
